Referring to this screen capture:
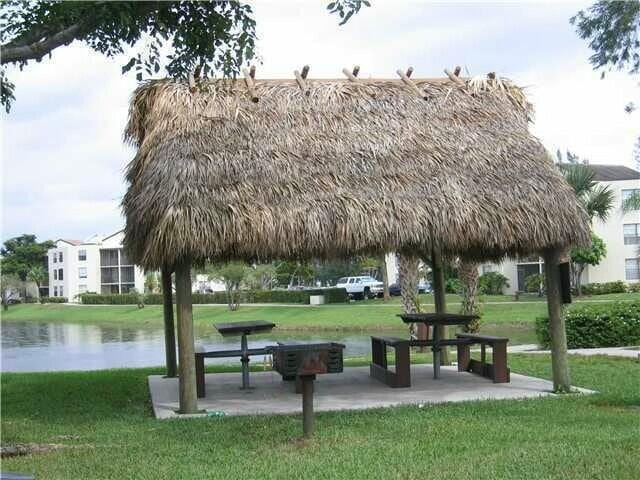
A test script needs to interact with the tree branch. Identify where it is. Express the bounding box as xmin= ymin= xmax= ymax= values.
xmin=1 ymin=23 xmax=81 ymax=64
